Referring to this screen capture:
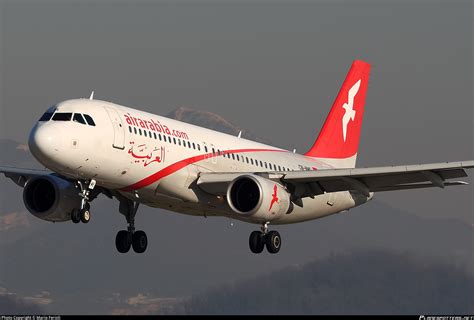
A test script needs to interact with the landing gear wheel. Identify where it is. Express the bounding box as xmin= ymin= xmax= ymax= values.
xmin=132 ymin=230 xmax=148 ymax=254
xmin=265 ymin=230 xmax=281 ymax=254
xmin=249 ymin=231 xmax=265 ymax=254
xmin=71 ymin=209 xmax=81 ymax=224
xmin=80 ymin=204 xmax=91 ymax=224
xmin=115 ymin=230 xmax=132 ymax=253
